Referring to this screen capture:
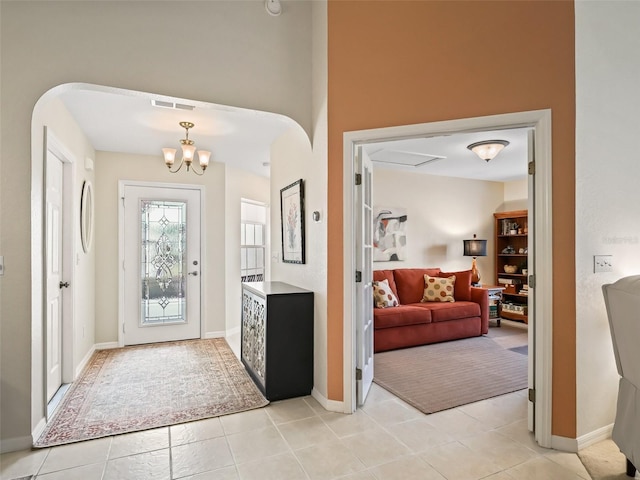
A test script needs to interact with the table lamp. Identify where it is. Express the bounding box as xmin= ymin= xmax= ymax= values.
xmin=463 ymin=234 xmax=487 ymax=286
